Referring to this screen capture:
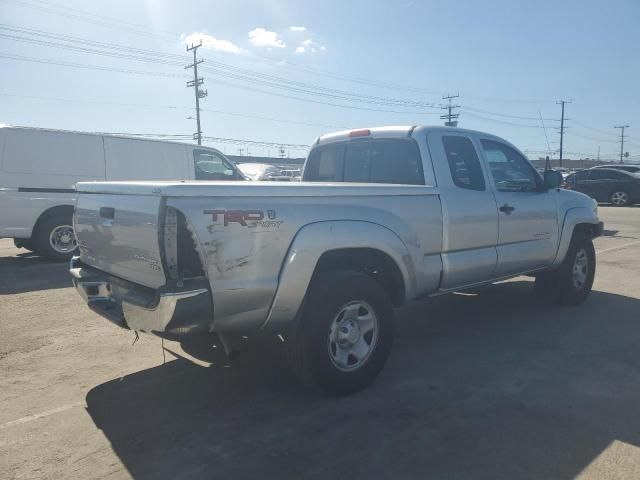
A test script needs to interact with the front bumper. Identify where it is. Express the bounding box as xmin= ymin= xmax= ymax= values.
xmin=594 ymin=221 xmax=604 ymax=237
xmin=70 ymin=257 xmax=213 ymax=338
